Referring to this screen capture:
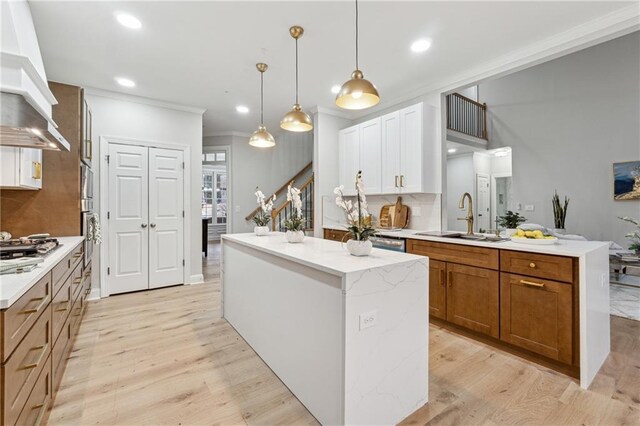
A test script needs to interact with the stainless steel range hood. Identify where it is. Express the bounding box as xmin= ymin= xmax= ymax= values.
xmin=0 ymin=92 xmax=70 ymax=151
